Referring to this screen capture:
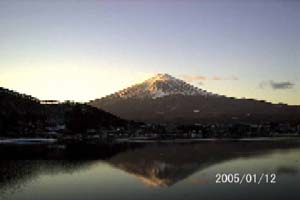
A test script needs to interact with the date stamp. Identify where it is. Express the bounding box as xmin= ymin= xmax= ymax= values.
xmin=215 ymin=173 xmax=276 ymax=184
